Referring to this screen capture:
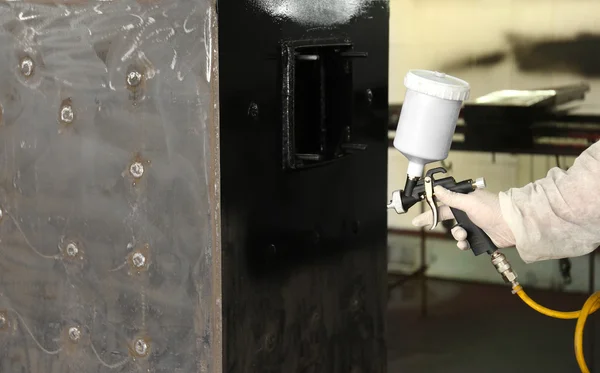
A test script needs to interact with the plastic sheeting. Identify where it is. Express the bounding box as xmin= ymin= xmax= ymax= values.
xmin=0 ymin=1 xmax=219 ymax=372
